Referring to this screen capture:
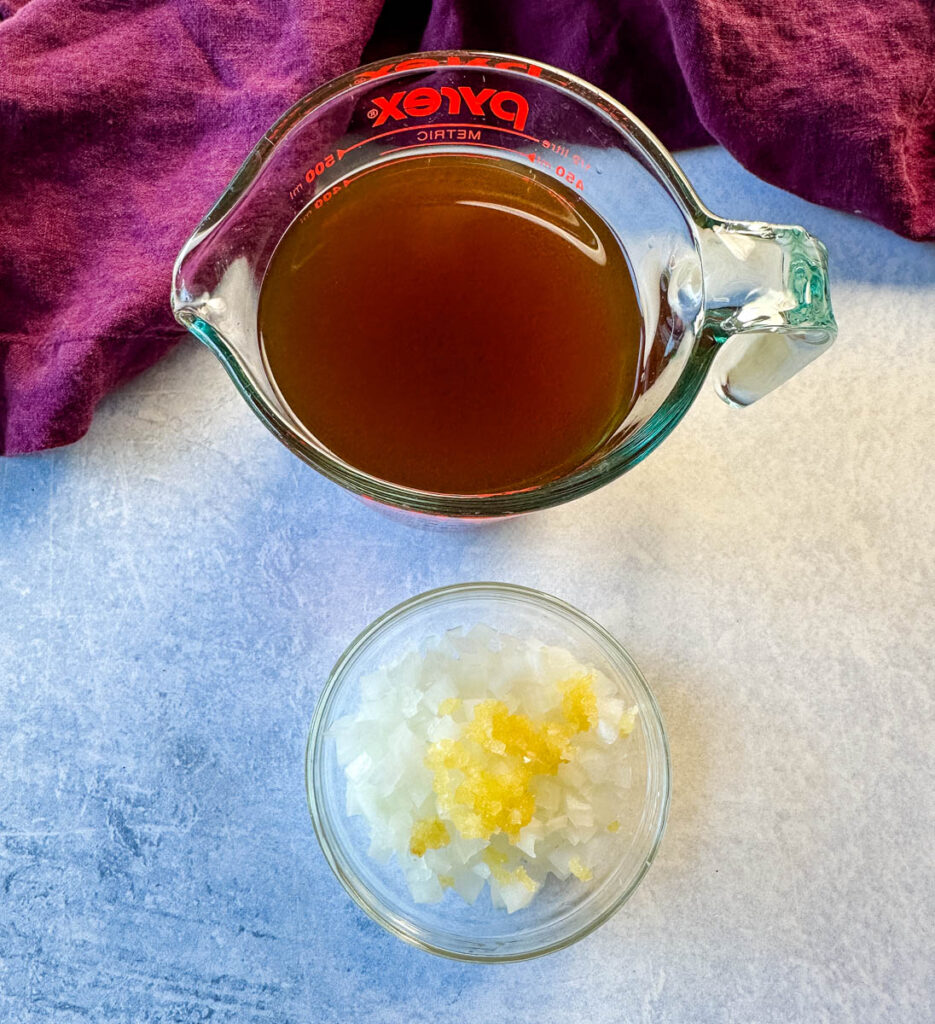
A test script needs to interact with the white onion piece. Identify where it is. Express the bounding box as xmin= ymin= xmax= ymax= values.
xmin=331 ymin=625 xmax=637 ymax=912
